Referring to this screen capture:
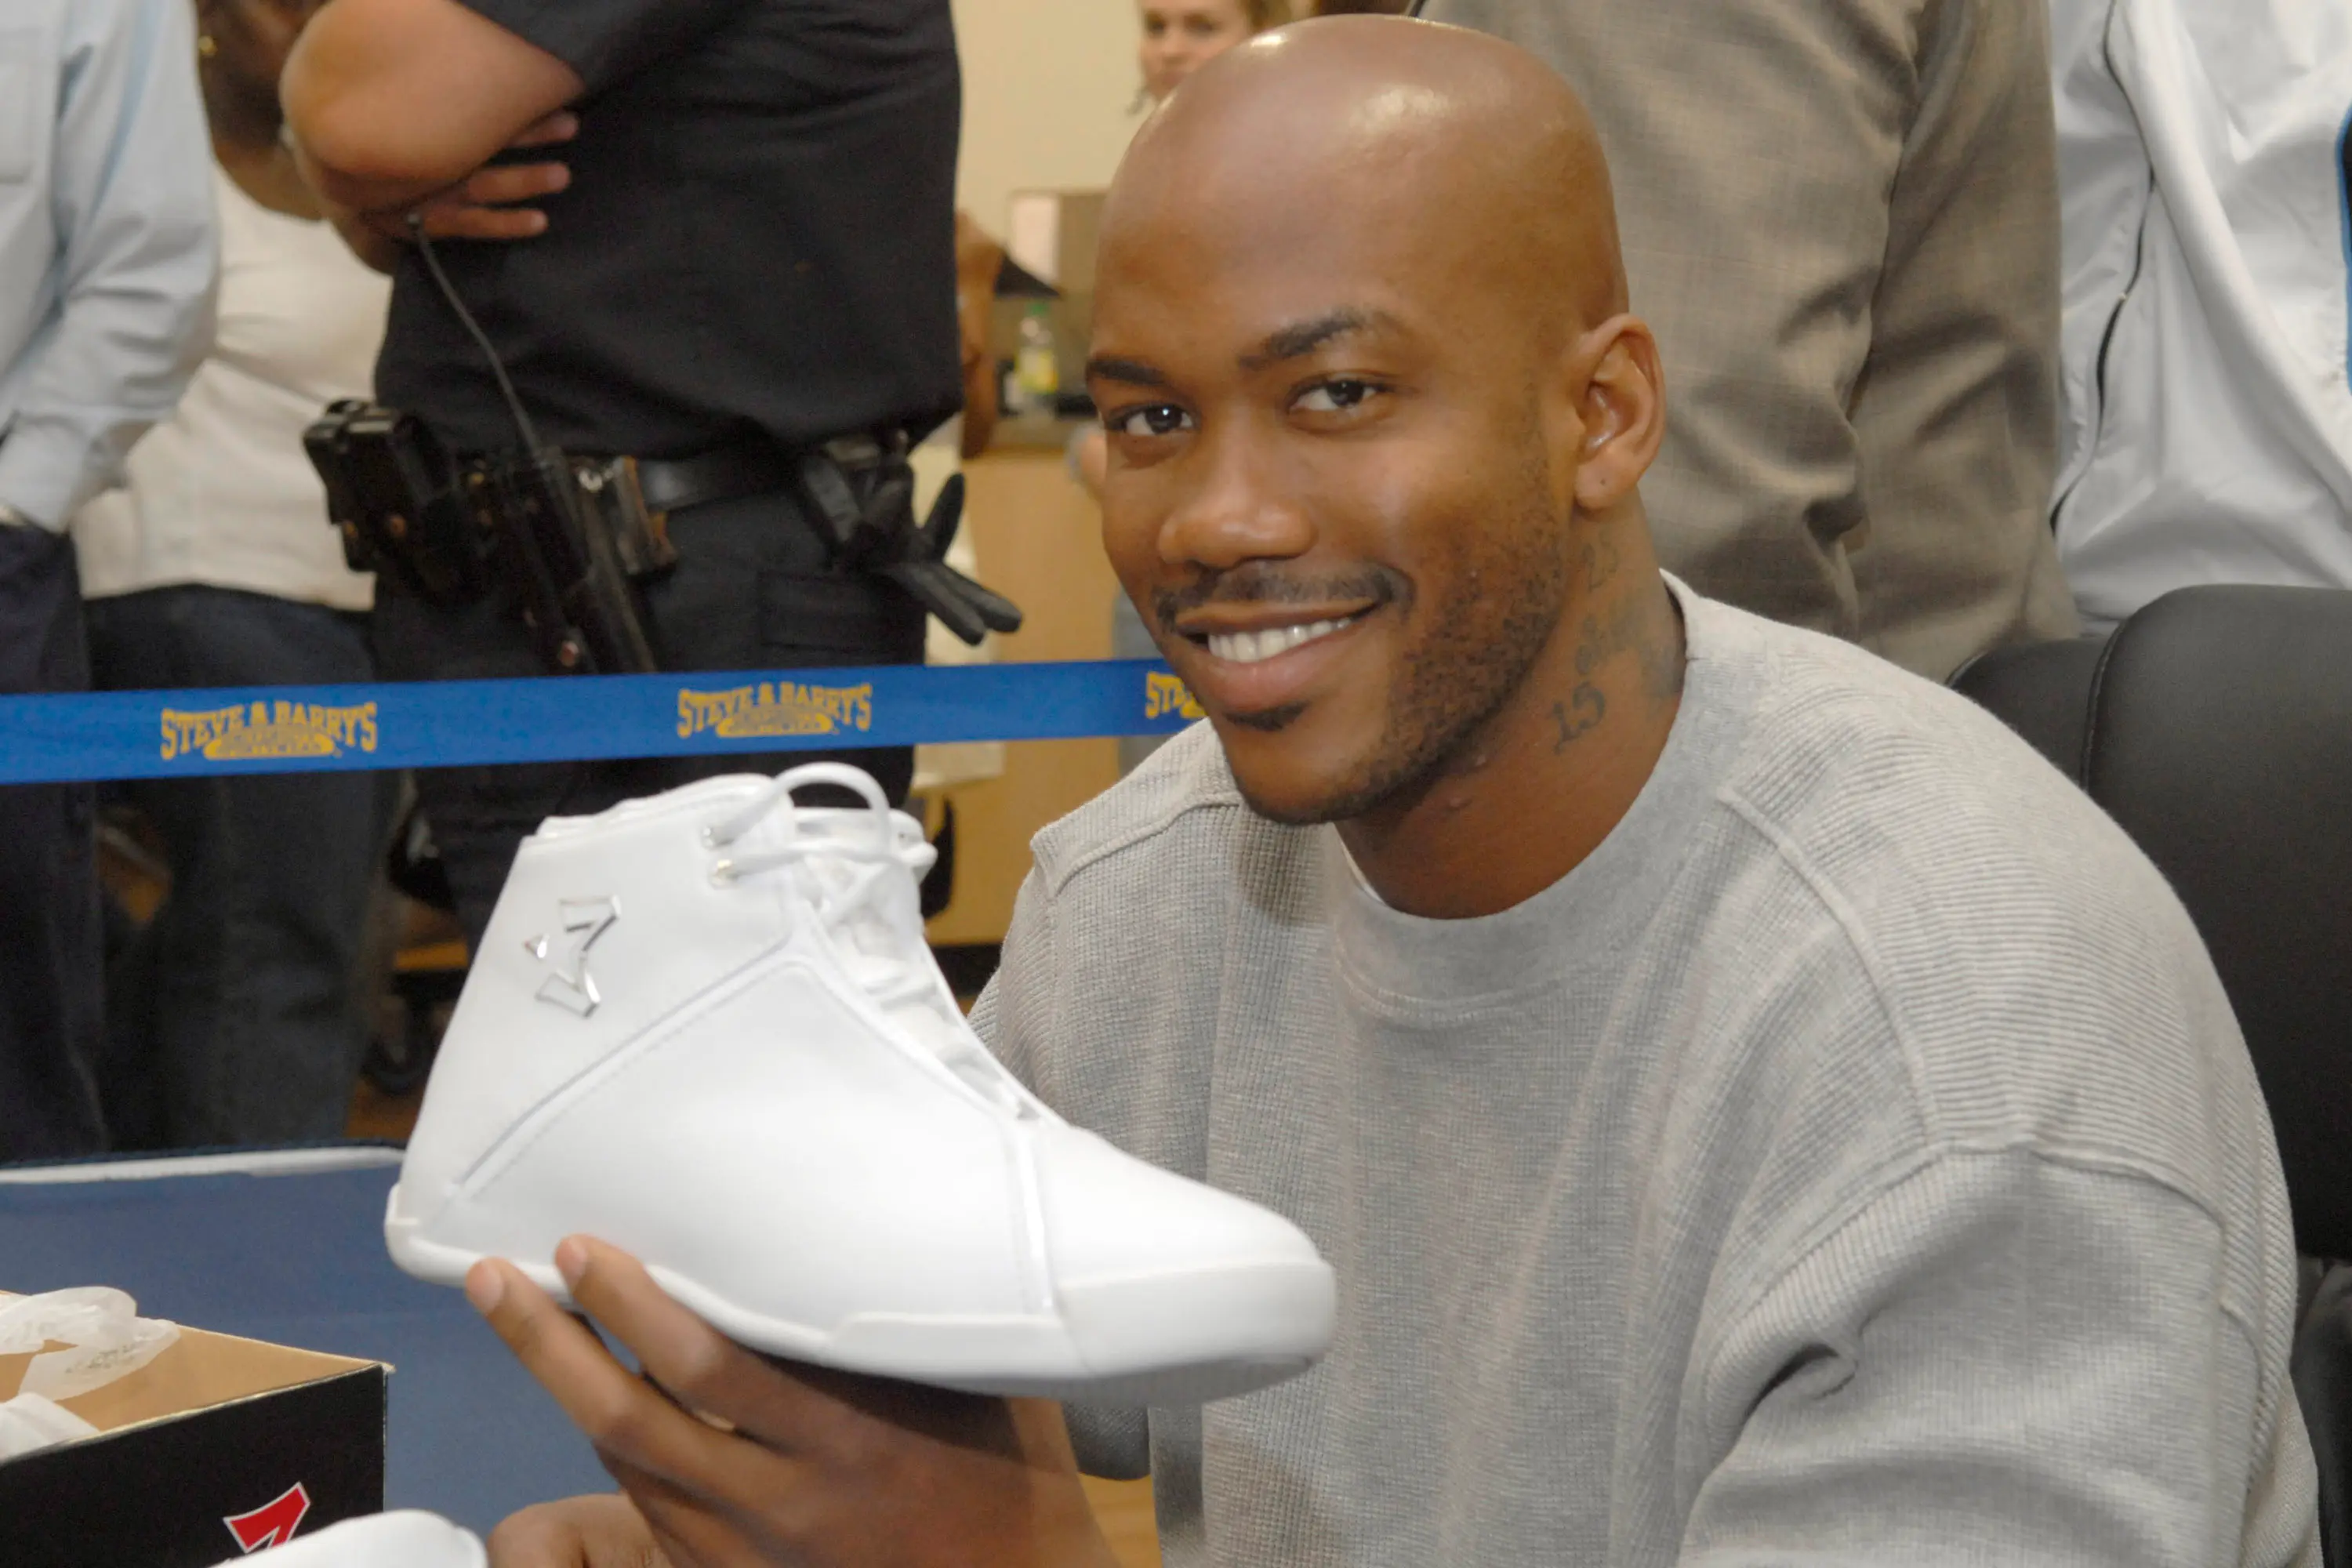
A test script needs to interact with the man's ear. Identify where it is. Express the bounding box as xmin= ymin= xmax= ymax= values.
xmin=1568 ymin=314 xmax=1664 ymax=514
